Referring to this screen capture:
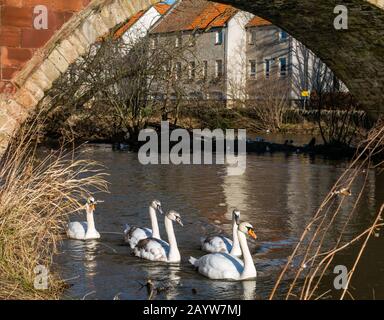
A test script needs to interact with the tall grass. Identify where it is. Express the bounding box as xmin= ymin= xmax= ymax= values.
xmin=0 ymin=124 xmax=108 ymax=299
